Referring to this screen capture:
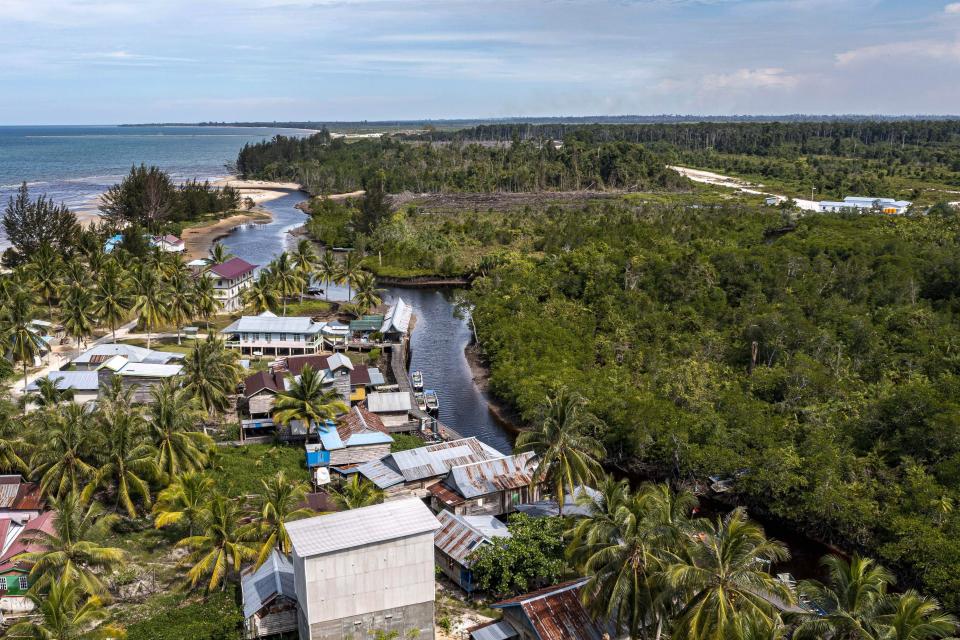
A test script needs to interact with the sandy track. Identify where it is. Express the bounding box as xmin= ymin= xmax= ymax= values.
xmin=668 ymin=165 xmax=820 ymax=211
